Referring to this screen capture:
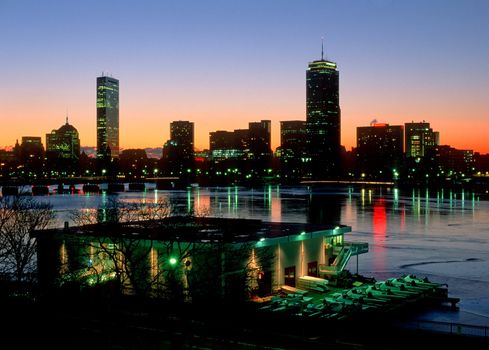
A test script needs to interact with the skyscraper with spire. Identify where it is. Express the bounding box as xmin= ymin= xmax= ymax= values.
xmin=96 ymin=75 xmax=119 ymax=159
xmin=306 ymin=41 xmax=341 ymax=179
